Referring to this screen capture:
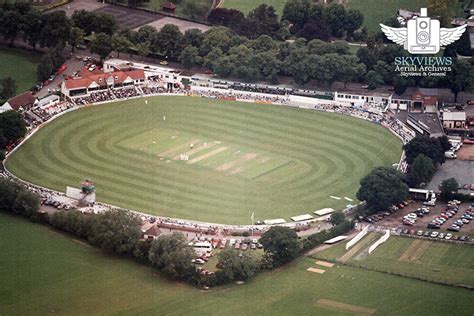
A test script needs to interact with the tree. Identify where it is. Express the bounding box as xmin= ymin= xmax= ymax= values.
xmin=111 ymin=34 xmax=132 ymax=58
xmin=296 ymin=20 xmax=330 ymax=41
xmin=89 ymin=210 xmax=141 ymax=255
xmin=365 ymin=70 xmax=384 ymax=90
xmin=214 ymin=248 xmax=259 ymax=284
xmin=72 ymin=10 xmax=117 ymax=35
xmin=152 ymin=24 xmax=183 ymax=58
xmin=40 ymin=11 xmax=72 ymax=48
xmin=243 ymin=4 xmax=281 ymax=39
xmin=259 ymin=226 xmax=301 ymax=267
xmin=21 ymin=9 xmax=42 ymax=50
xmin=182 ymin=0 xmax=208 ymax=20
xmin=330 ymin=211 xmax=345 ymax=226
xmin=0 ymin=77 xmax=17 ymax=100
xmin=0 ymin=129 xmax=6 ymax=149
xmin=148 ymin=233 xmax=196 ymax=280
xmin=0 ymin=110 xmax=27 ymax=143
xmin=446 ymin=59 xmax=474 ymax=102
xmin=1 ymin=10 xmax=21 ymax=46
xmin=207 ymin=8 xmax=244 ymax=28
xmin=135 ymin=42 xmax=151 ymax=61
xmin=178 ymin=46 xmax=202 ymax=69
xmin=37 ymin=55 xmax=53 ymax=82
xmin=90 ymin=33 xmax=113 ymax=61
xmin=356 ymin=166 xmax=409 ymax=213
xmin=12 ymin=189 xmax=40 ymax=218
xmin=69 ymin=27 xmax=85 ymax=53
xmin=440 ymin=178 xmax=459 ymax=201
xmin=282 ymin=0 xmax=311 ymax=30
xmin=345 ymin=9 xmax=364 ymax=39
xmin=202 ymin=47 xmax=223 ymax=70
xmin=407 ymin=154 xmax=435 ymax=188
xmin=179 ymin=29 xmax=203 ymax=48
xmin=403 ymin=136 xmax=445 ymax=165
xmin=324 ymin=3 xmax=347 ymax=38
xmin=437 ymin=136 xmax=451 ymax=152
